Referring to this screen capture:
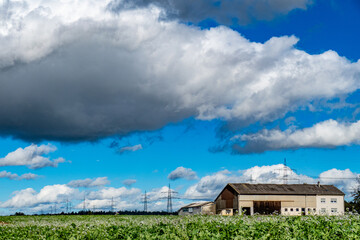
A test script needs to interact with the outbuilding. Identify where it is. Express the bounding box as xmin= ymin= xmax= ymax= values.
xmin=215 ymin=183 xmax=344 ymax=216
xmin=178 ymin=201 xmax=216 ymax=216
